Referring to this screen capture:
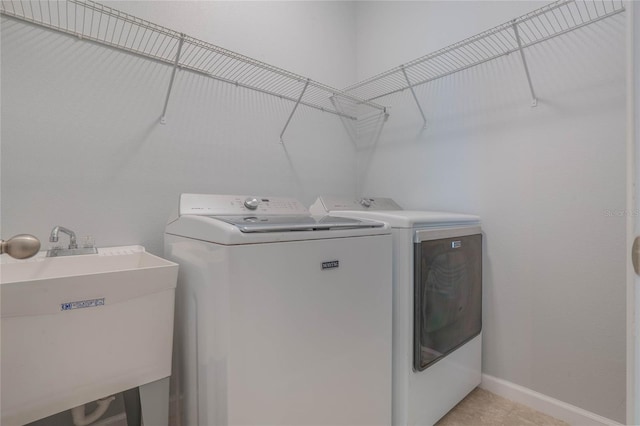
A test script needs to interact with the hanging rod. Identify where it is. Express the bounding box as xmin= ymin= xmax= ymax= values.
xmin=0 ymin=0 xmax=387 ymax=124
xmin=344 ymin=0 xmax=625 ymax=102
